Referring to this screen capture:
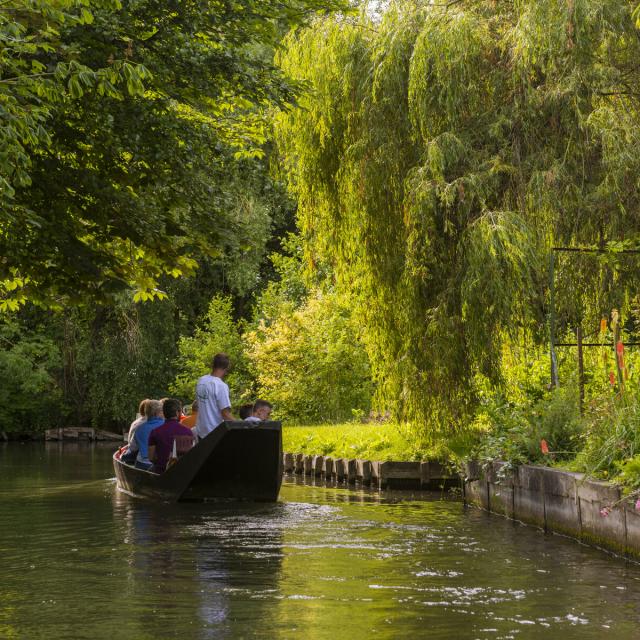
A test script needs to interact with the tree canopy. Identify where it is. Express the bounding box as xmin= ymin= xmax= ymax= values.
xmin=0 ymin=0 xmax=350 ymax=308
xmin=274 ymin=0 xmax=640 ymax=437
